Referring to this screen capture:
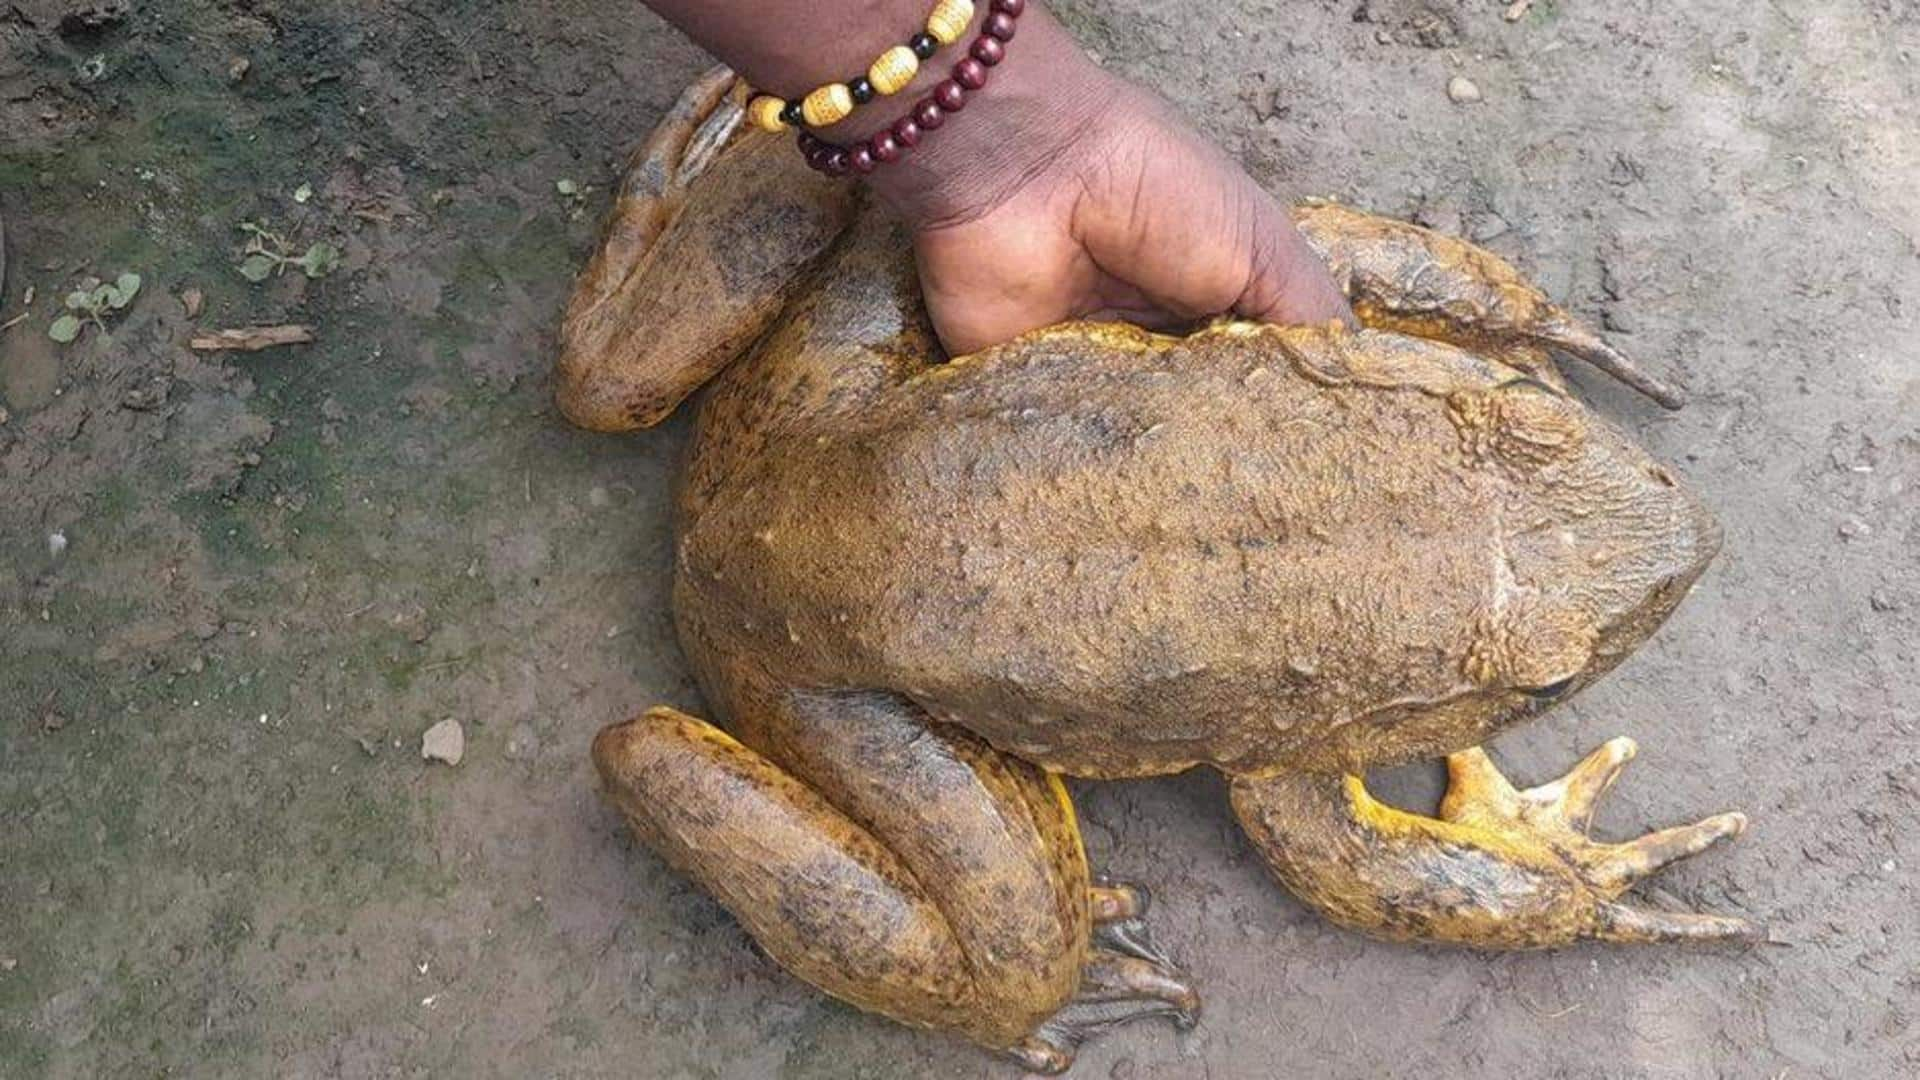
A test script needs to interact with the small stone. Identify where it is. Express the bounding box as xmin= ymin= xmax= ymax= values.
xmin=181 ymin=288 xmax=204 ymax=318
xmin=47 ymin=531 xmax=67 ymax=557
xmin=42 ymin=711 xmax=68 ymax=733
xmin=1838 ymin=518 xmax=1872 ymax=541
xmin=504 ymin=722 xmax=540 ymax=761
xmin=229 ymin=57 xmax=251 ymax=83
xmin=588 ymin=486 xmax=611 ymax=508
xmin=0 ymin=957 xmax=16 ymax=972
xmin=1447 ymin=75 xmax=1483 ymax=104
xmin=422 ymin=719 xmax=465 ymax=766
xmin=1870 ymin=591 xmax=1901 ymax=612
